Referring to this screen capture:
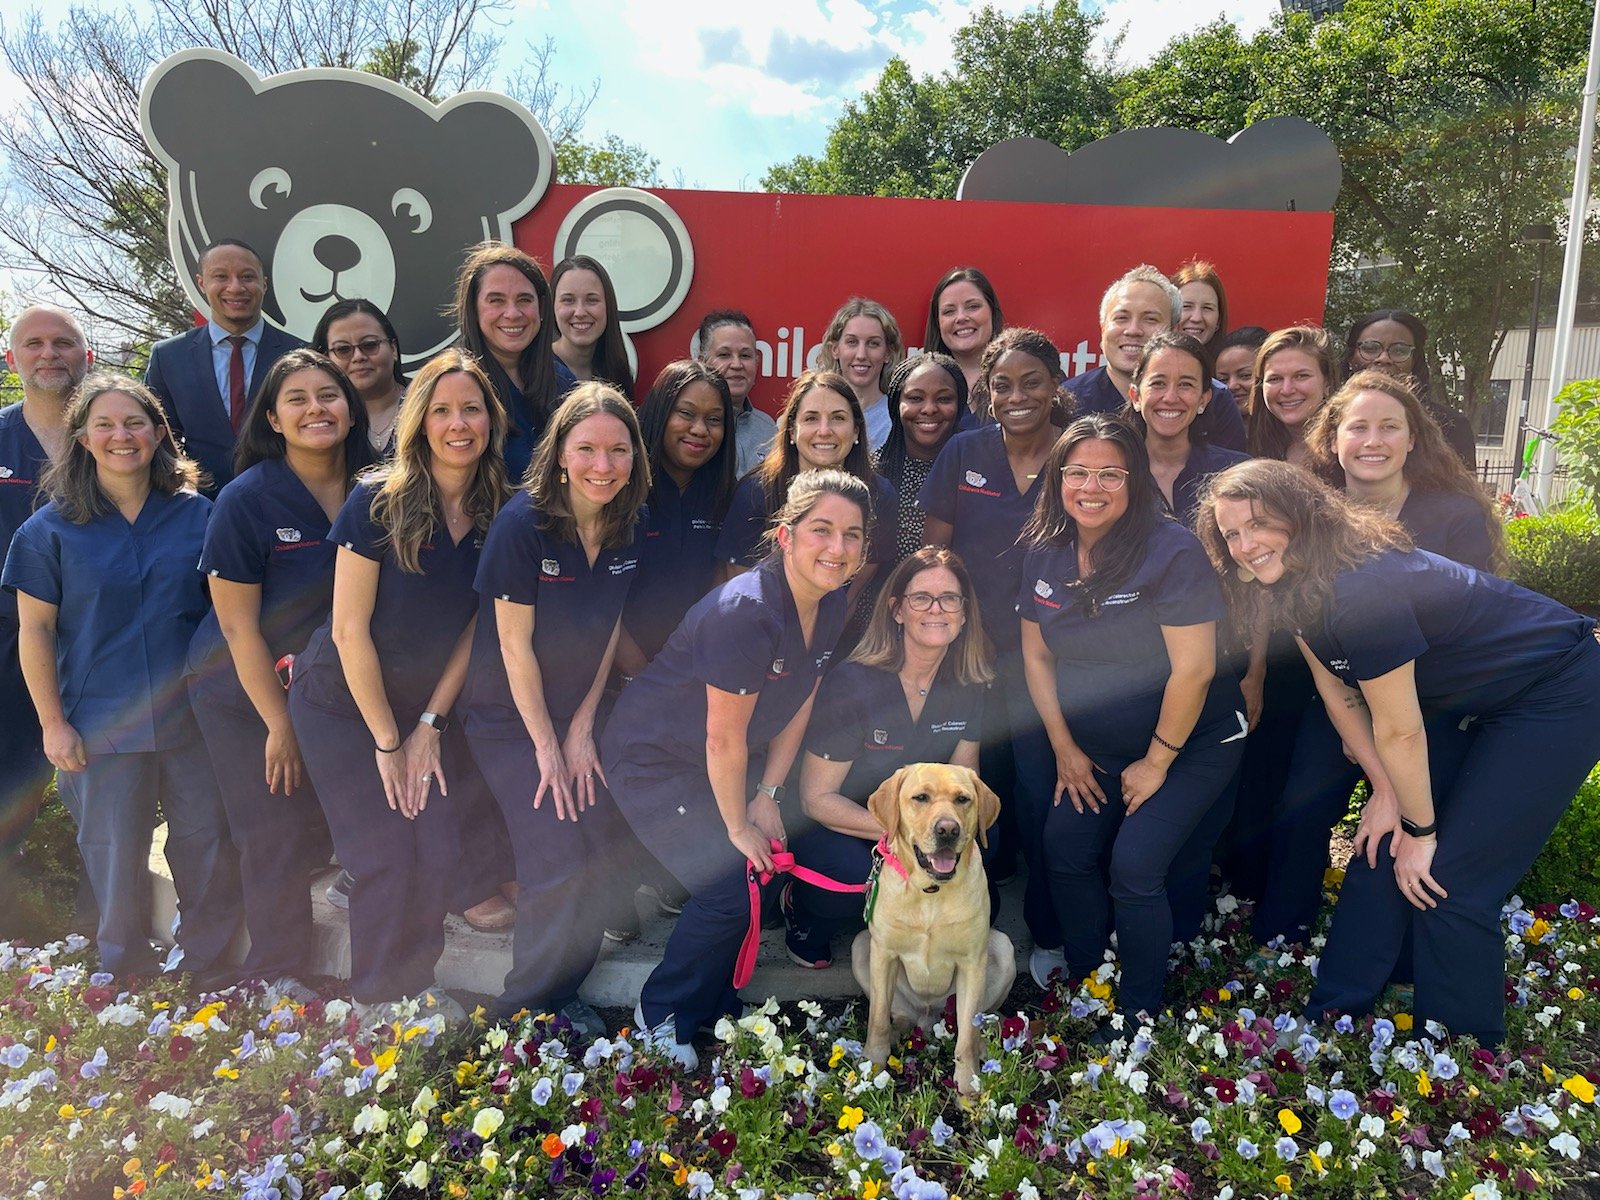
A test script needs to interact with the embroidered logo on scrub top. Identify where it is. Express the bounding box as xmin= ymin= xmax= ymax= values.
xmin=873 ymin=729 xmax=888 ymax=745
xmin=958 ymin=469 xmax=1001 ymax=498
xmin=1102 ymin=591 xmax=1141 ymax=607
xmin=930 ymin=719 xmax=967 ymax=734
xmin=276 ymin=527 xmax=303 ymax=543
xmin=1034 ymin=579 xmax=1053 ymax=598
xmin=1328 ymin=657 xmax=1351 ymax=674
xmin=770 ymin=657 xmax=785 ymax=674
xmin=541 ymin=558 xmax=562 ymax=576
xmin=0 ymin=466 xmax=12 ymax=479
xmin=607 ymin=556 xmax=639 ymax=576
